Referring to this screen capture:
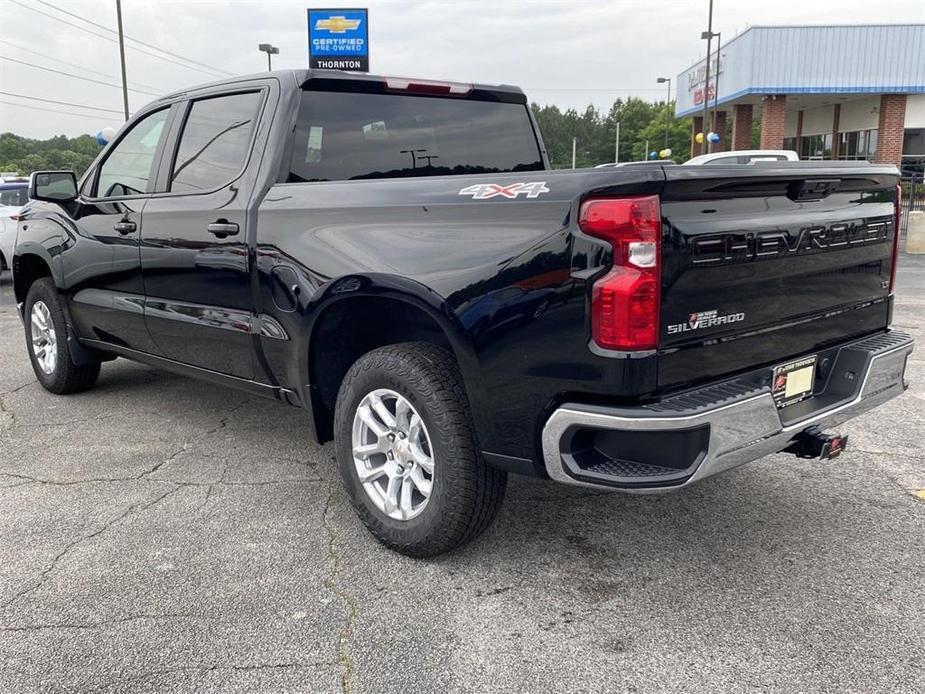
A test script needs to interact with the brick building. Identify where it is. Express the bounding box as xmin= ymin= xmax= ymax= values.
xmin=675 ymin=24 xmax=925 ymax=174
